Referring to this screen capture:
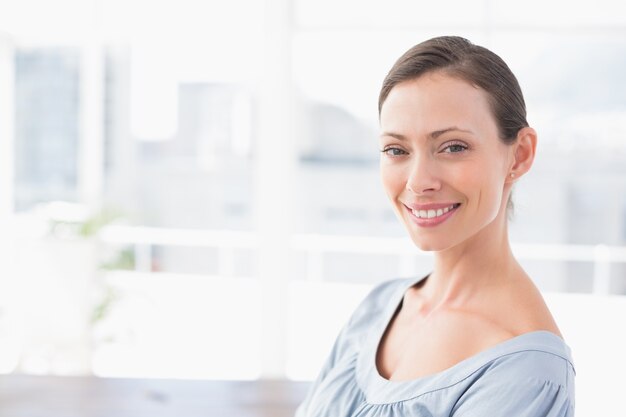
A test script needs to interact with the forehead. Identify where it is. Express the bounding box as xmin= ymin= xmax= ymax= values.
xmin=379 ymin=72 xmax=497 ymax=137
